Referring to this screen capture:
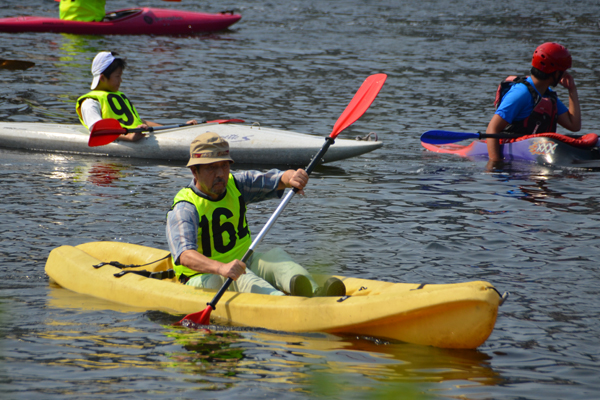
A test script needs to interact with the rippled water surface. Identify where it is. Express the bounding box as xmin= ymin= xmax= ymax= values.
xmin=2 ymin=0 xmax=600 ymax=399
